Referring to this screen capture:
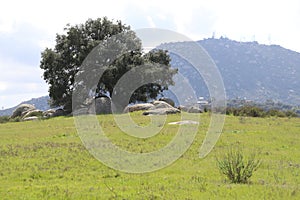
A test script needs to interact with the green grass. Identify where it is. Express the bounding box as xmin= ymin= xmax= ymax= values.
xmin=0 ymin=113 xmax=299 ymax=199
